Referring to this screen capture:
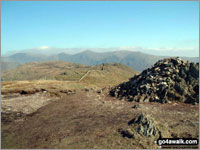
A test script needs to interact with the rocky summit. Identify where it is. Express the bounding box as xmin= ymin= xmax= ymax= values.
xmin=110 ymin=57 xmax=199 ymax=104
